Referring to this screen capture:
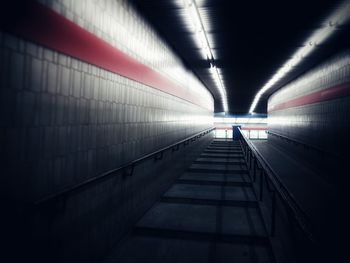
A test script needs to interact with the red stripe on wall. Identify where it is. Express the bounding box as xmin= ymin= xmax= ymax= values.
xmin=268 ymin=81 xmax=350 ymax=112
xmin=2 ymin=1 xmax=212 ymax=111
